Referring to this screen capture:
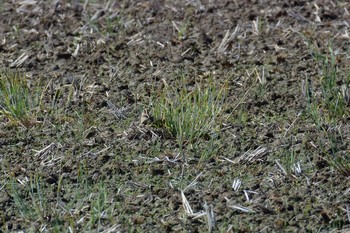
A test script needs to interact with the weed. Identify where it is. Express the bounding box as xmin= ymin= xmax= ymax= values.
xmin=330 ymin=153 xmax=350 ymax=177
xmin=44 ymin=77 xmax=85 ymax=127
xmin=9 ymin=175 xmax=51 ymax=225
xmin=88 ymin=181 xmax=109 ymax=229
xmin=151 ymin=75 xmax=227 ymax=158
xmin=319 ymin=47 xmax=349 ymax=118
xmin=324 ymin=126 xmax=350 ymax=177
xmin=172 ymin=20 xmax=189 ymax=41
xmin=307 ymin=103 xmax=324 ymax=129
xmin=178 ymin=22 xmax=189 ymax=40
xmin=191 ymin=132 xmax=221 ymax=161
xmin=72 ymin=110 xmax=96 ymax=143
xmin=0 ymin=69 xmax=44 ymax=127
xmin=305 ymin=45 xmax=350 ymax=122
xmin=105 ymin=11 xmax=127 ymax=36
